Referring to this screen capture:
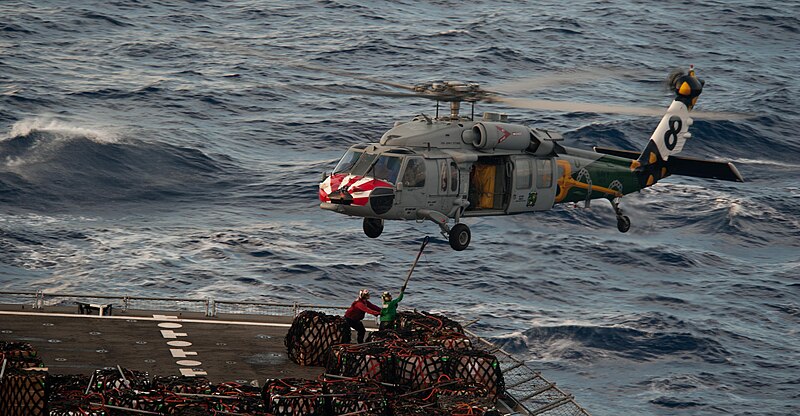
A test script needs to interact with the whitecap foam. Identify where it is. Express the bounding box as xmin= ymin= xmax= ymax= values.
xmin=5 ymin=117 xmax=119 ymax=144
